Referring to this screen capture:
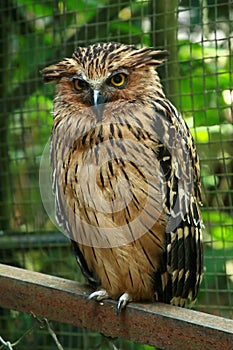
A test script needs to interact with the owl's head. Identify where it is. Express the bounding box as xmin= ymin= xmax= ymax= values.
xmin=41 ymin=42 xmax=168 ymax=116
